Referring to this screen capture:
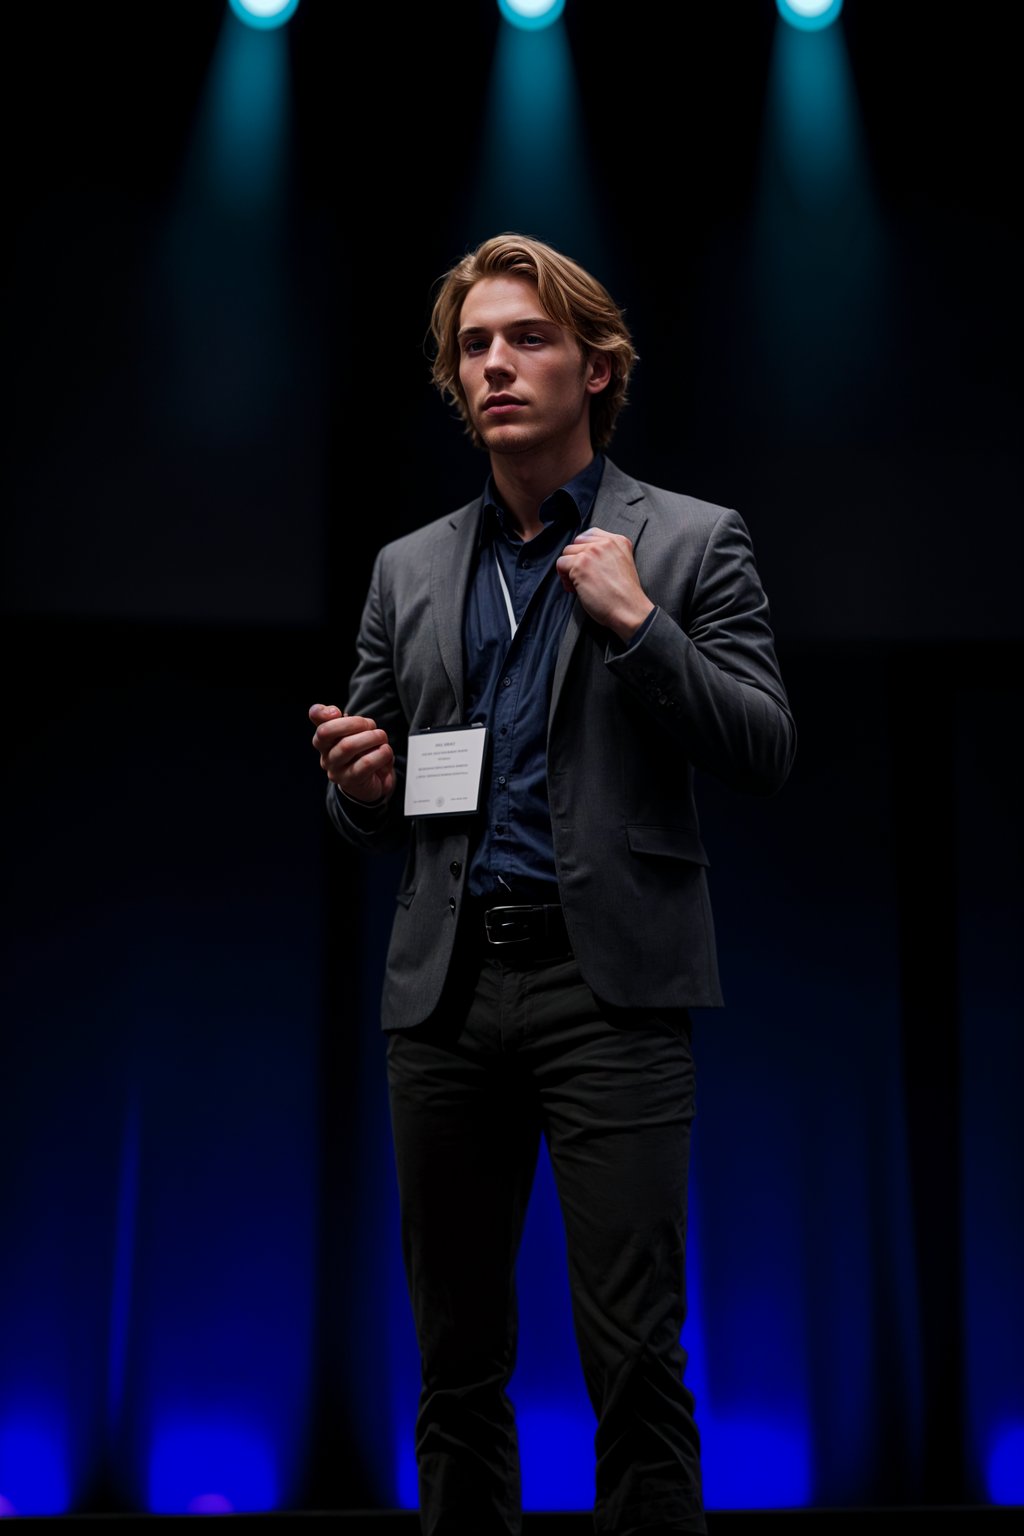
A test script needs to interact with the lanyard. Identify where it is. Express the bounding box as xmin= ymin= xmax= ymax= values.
xmin=494 ymin=549 xmax=518 ymax=639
